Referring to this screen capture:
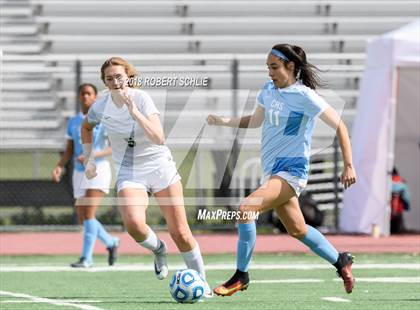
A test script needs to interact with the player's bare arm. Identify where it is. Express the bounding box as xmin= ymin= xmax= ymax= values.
xmin=119 ymin=90 xmax=165 ymax=145
xmin=81 ymin=118 xmax=97 ymax=179
xmin=207 ymin=105 xmax=265 ymax=128
xmin=52 ymin=139 xmax=74 ymax=183
xmin=320 ymin=106 xmax=356 ymax=189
